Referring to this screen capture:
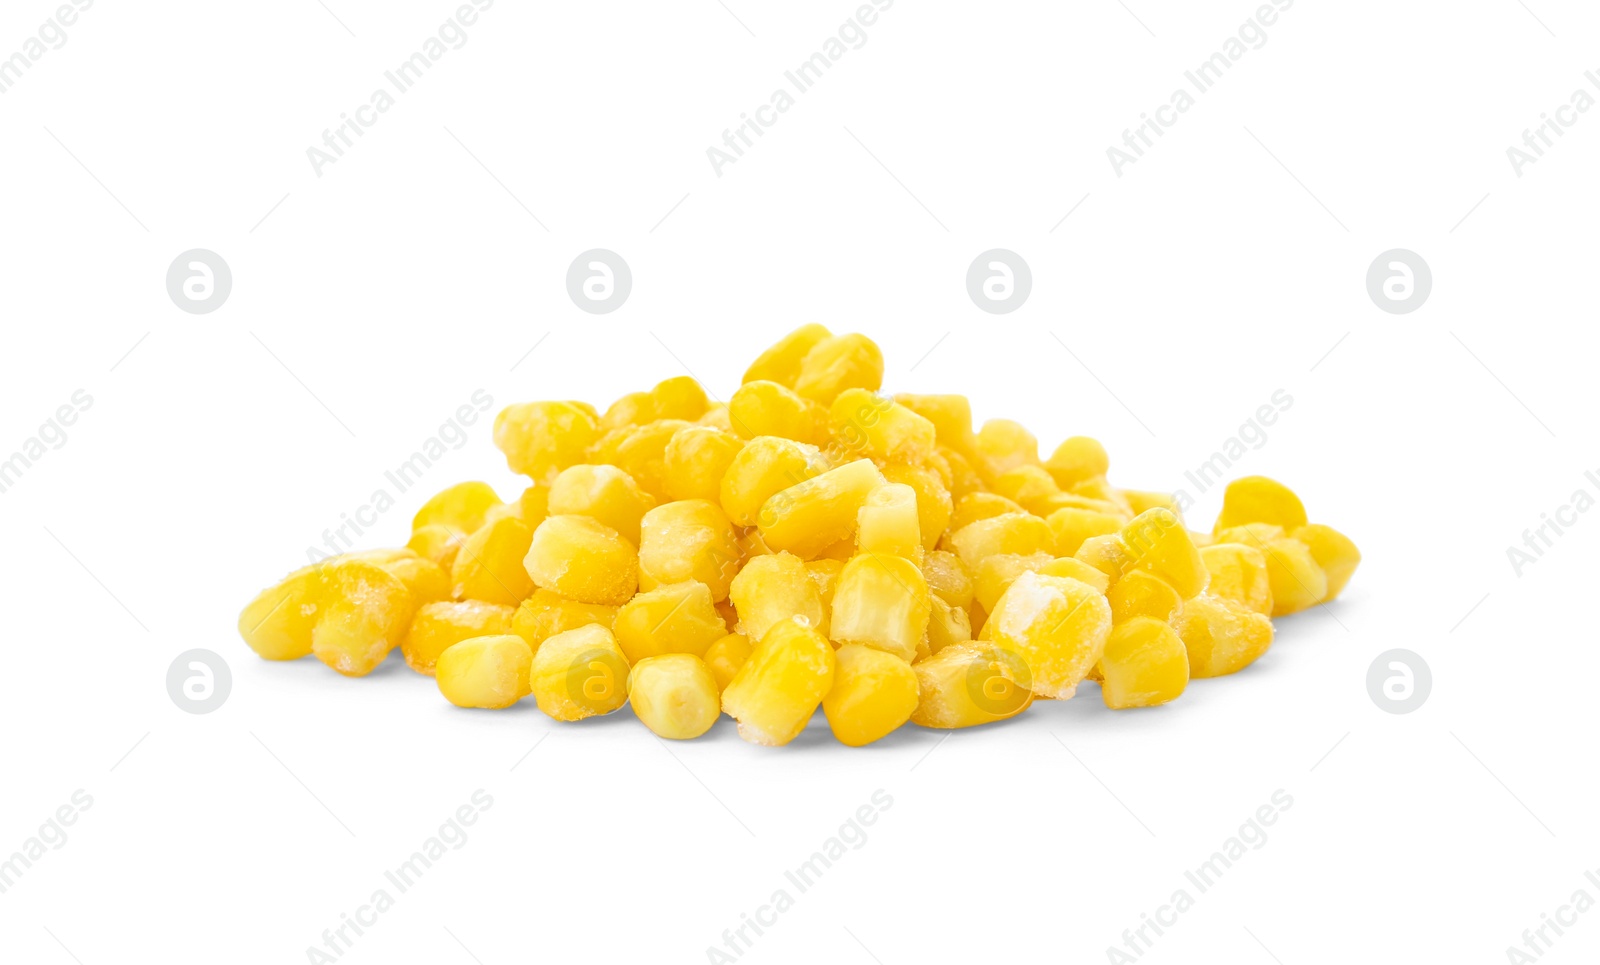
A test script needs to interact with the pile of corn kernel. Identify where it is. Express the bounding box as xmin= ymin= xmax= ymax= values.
xmin=239 ymin=326 xmax=1360 ymax=746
